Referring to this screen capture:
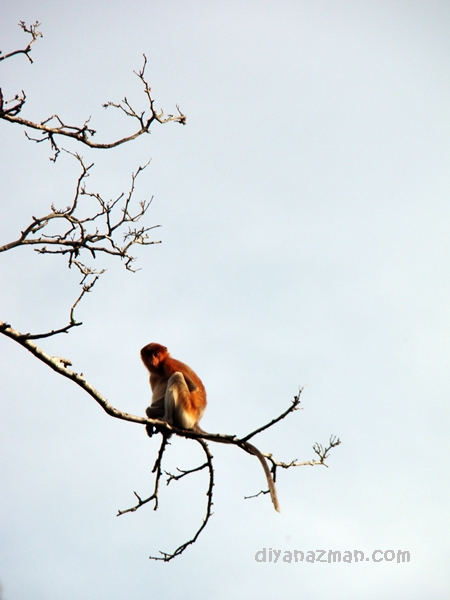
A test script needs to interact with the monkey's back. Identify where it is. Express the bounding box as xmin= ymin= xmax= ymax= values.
xmin=166 ymin=358 xmax=205 ymax=392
